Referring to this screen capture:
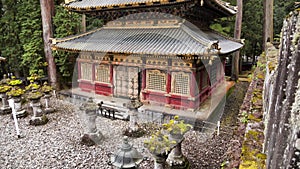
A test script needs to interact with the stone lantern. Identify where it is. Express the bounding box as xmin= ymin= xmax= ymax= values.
xmin=41 ymin=82 xmax=54 ymax=114
xmin=126 ymin=97 xmax=143 ymax=132
xmin=166 ymin=117 xmax=191 ymax=169
xmin=0 ymin=84 xmax=12 ymax=115
xmin=80 ymin=97 xmax=103 ymax=146
xmin=28 ymin=89 xmax=49 ymax=126
xmin=0 ymin=92 xmax=11 ymax=115
xmin=111 ymin=136 xmax=143 ymax=169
